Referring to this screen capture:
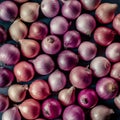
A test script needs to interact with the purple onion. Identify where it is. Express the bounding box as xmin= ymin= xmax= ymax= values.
xmin=0 ymin=26 xmax=7 ymax=43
